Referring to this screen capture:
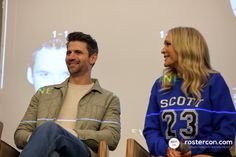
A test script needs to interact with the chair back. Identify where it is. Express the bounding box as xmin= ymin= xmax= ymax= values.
xmin=126 ymin=138 xmax=151 ymax=157
xmin=0 ymin=121 xmax=20 ymax=157
xmin=98 ymin=140 xmax=109 ymax=157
